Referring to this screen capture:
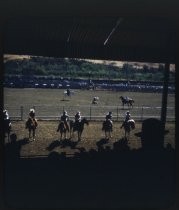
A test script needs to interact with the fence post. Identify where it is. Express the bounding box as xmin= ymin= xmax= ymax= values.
xmin=90 ymin=106 xmax=92 ymax=120
xmin=20 ymin=106 xmax=23 ymax=121
xmin=117 ymin=106 xmax=119 ymax=121
xmin=141 ymin=106 xmax=143 ymax=121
